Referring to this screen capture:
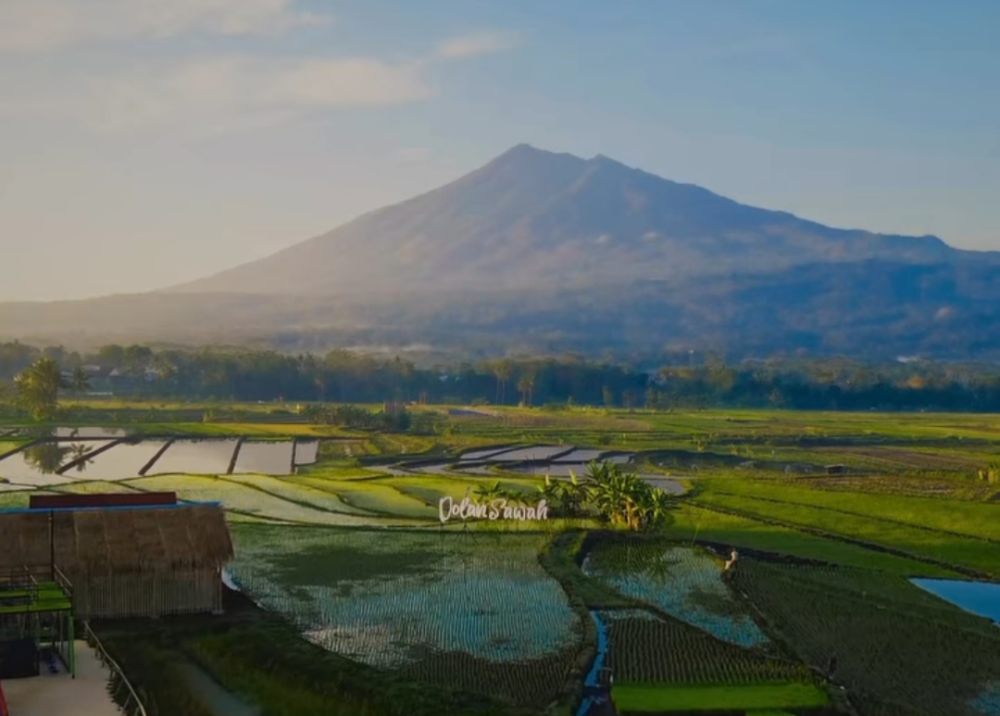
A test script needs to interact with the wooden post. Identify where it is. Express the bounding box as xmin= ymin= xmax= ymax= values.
xmin=68 ymin=614 xmax=75 ymax=678
xmin=49 ymin=510 xmax=55 ymax=580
